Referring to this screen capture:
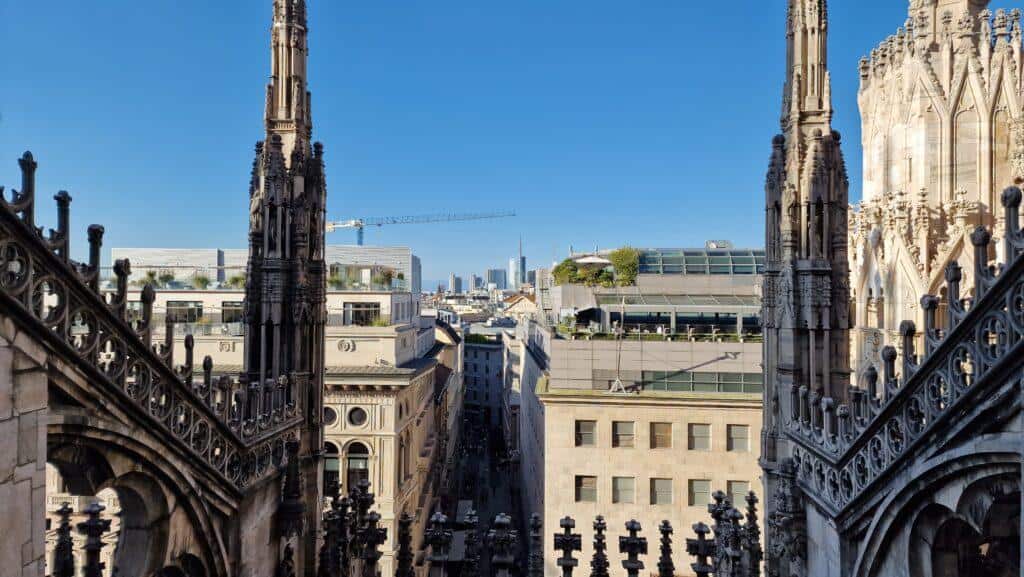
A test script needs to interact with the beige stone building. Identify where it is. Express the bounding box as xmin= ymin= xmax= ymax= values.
xmin=848 ymin=1 xmax=1024 ymax=377
xmin=85 ymin=284 xmax=463 ymax=577
xmin=506 ymin=248 xmax=764 ymax=577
